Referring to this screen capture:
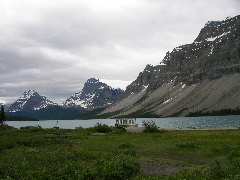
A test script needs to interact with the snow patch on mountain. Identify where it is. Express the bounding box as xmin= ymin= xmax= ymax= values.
xmin=206 ymin=31 xmax=231 ymax=42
